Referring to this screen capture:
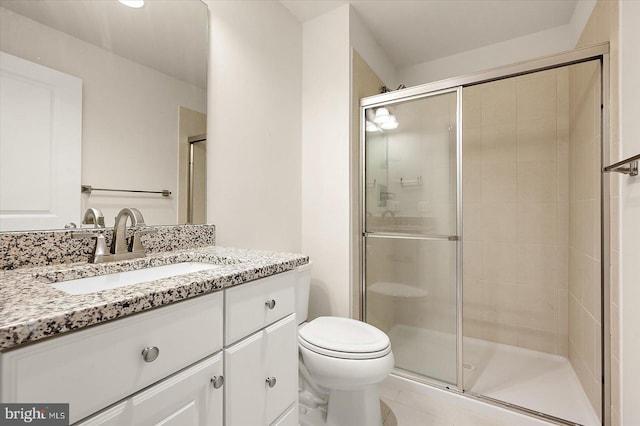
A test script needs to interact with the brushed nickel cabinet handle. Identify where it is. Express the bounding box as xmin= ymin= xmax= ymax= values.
xmin=141 ymin=346 xmax=160 ymax=362
xmin=265 ymin=299 xmax=276 ymax=309
xmin=266 ymin=376 xmax=277 ymax=388
xmin=211 ymin=376 xmax=224 ymax=389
